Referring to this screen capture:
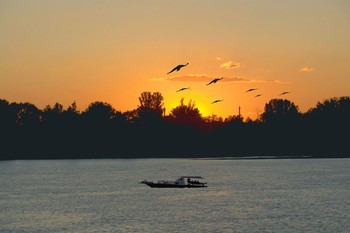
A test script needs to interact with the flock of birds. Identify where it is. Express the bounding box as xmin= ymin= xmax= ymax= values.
xmin=167 ymin=62 xmax=290 ymax=104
